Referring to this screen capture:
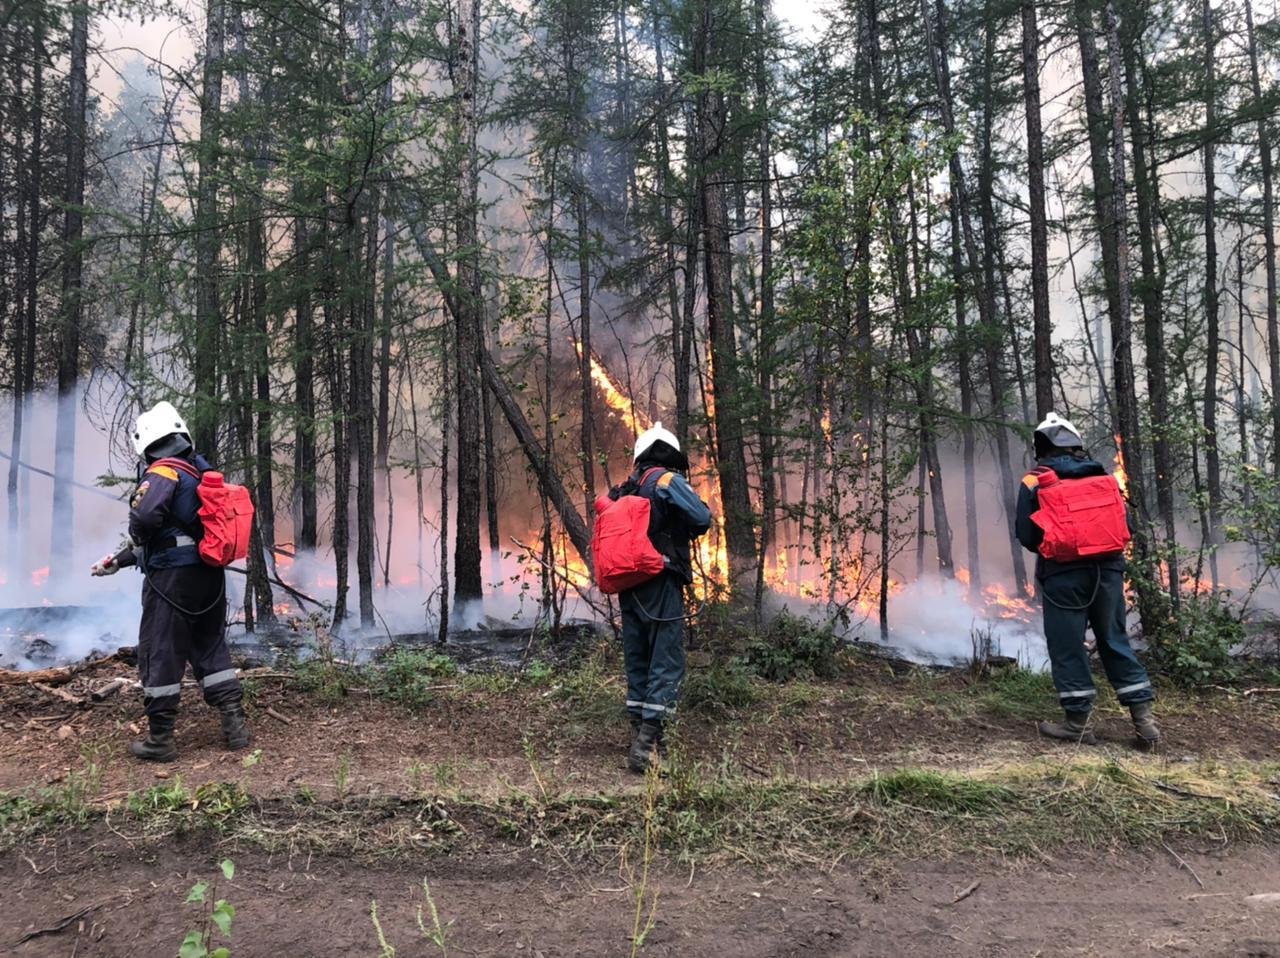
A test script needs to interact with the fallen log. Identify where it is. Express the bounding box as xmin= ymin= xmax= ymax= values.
xmin=91 ymin=677 xmax=132 ymax=701
xmin=0 ymin=652 xmax=126 ymax=687
xmin=31 ymin=682 xmax=87 ymax=707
